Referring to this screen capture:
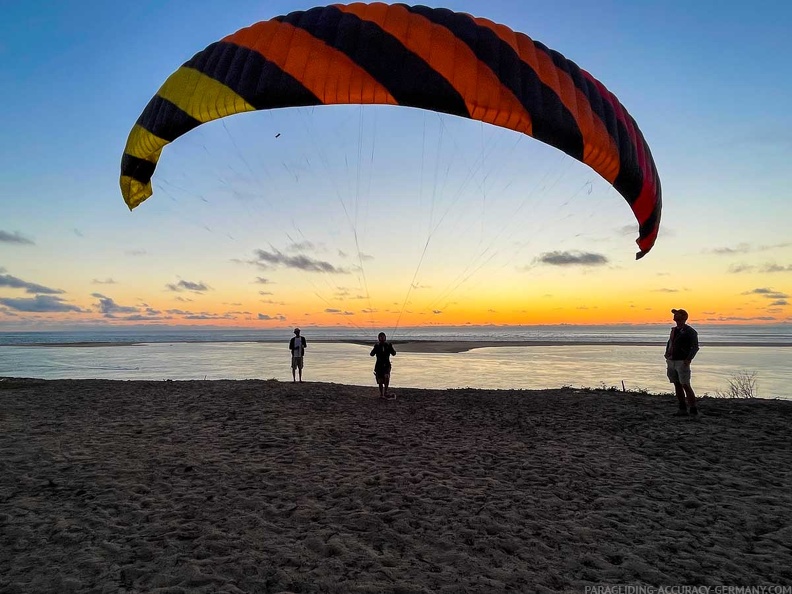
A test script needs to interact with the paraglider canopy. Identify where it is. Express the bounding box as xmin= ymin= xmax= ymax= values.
xmin=120 ymin=3 xmax=661 ymax=258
